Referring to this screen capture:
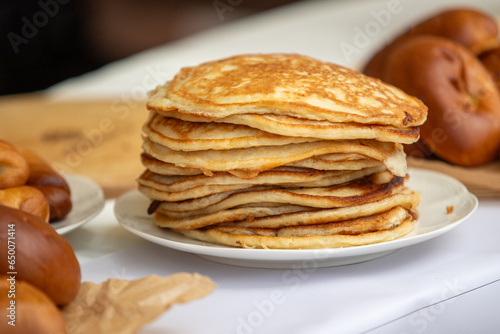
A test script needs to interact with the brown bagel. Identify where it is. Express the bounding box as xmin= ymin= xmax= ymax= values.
xmin=382 ymin=36 xmax=500 ymax=166
xmin=364 ymin=8 xmax=499 ymax=79
xmin=21 ymin=149 xmax=72 ymax=222
xmin=0 ymin=186 xmax=50 ymax=222
xmin=0 ymin=205 xmax=81 ymax=306
xmin=0 ymin=140 xmax=29 ymax=190
xmin=0 ymin=276 xmax=67 ymax=334
xmin=479 ymin=46 xmax=500 ymax=93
